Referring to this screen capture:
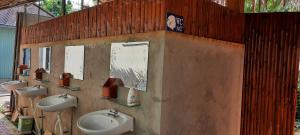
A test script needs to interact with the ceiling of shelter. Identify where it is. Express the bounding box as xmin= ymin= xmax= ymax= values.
xmin=0 ymin=0 xmax=37 ymax=10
